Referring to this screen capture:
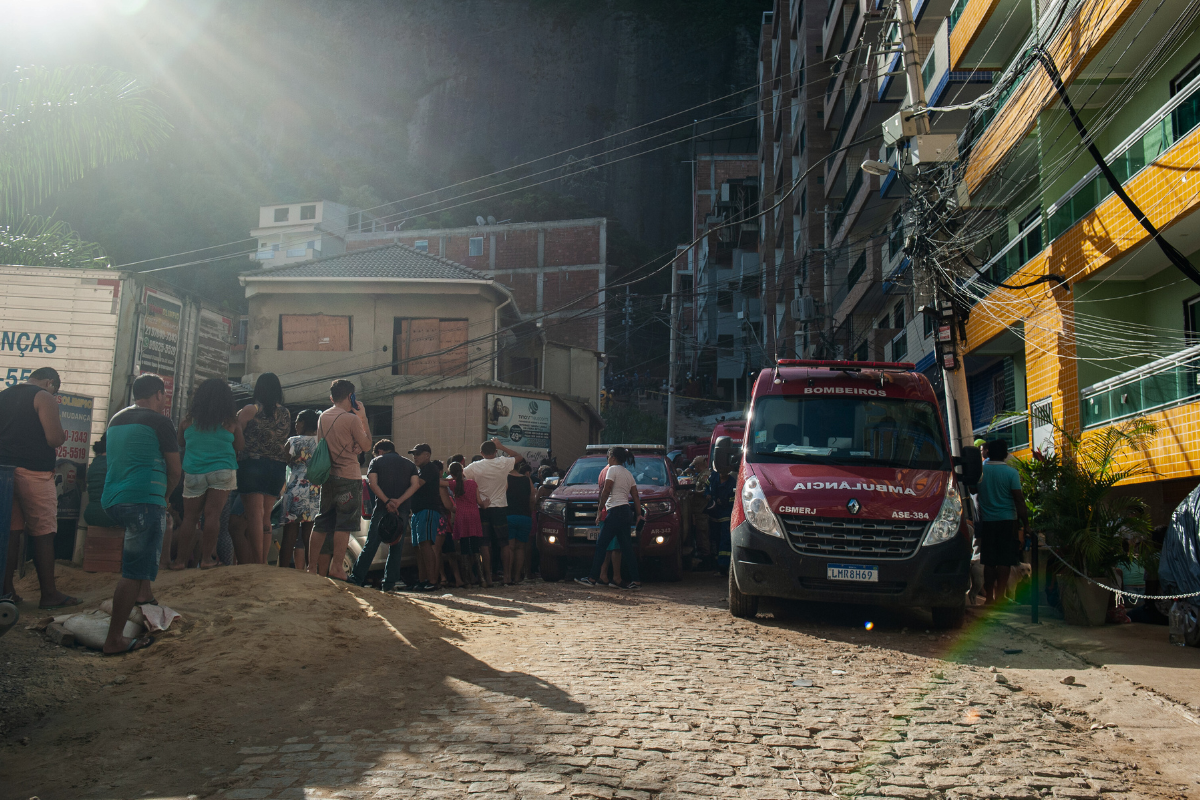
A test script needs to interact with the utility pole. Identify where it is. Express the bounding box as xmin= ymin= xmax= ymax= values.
xmin=895 ymin=0 xmax=973 ymax=456
xmin=666 ymin=262 xmax=679 ymax=445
